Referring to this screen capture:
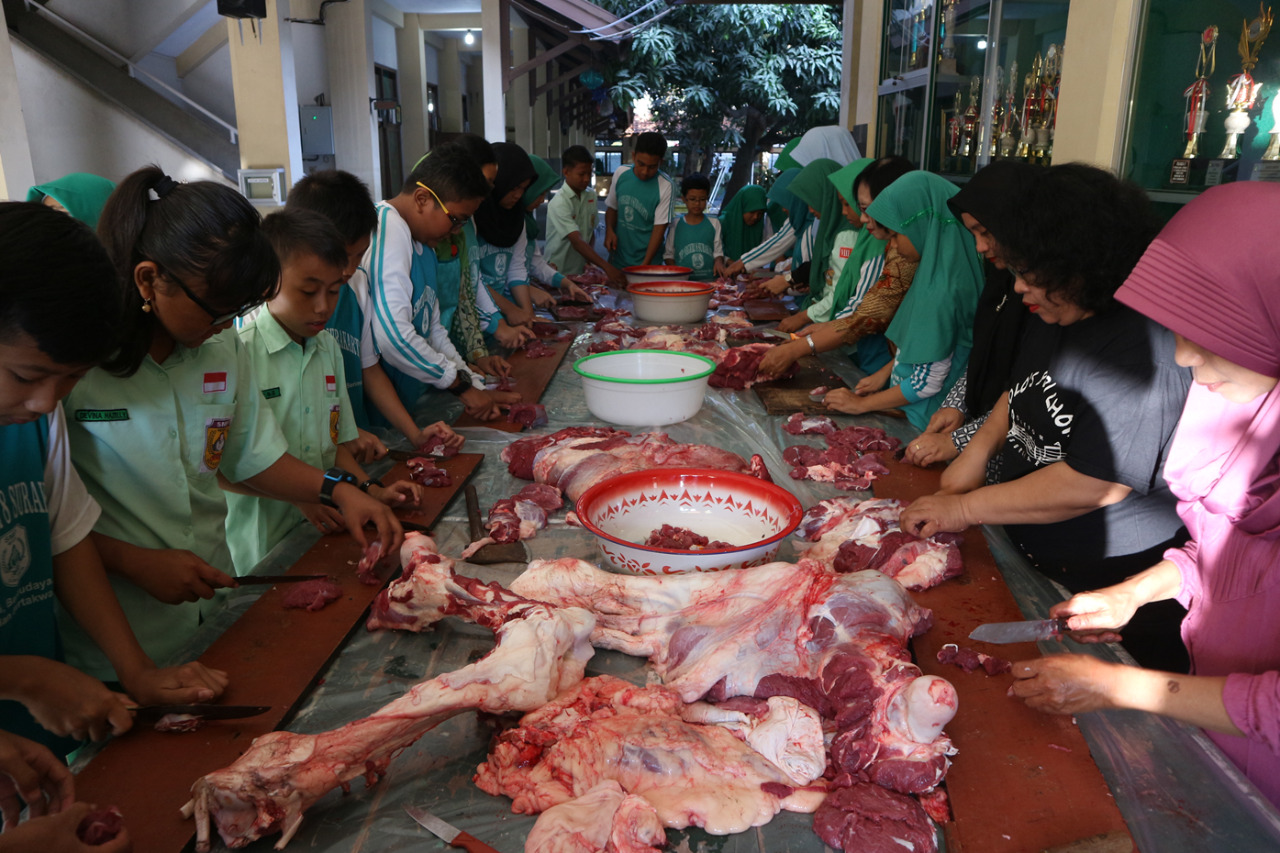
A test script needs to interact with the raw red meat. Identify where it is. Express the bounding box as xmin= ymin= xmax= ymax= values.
xmin=507 ymin=403 xmax=548 ymax=428
xmin=812 ymin=781 xmax=937 ymax=853
xmin=155 ymin=713 xmax=205 ymax=733
xmin=631 ymin=326 xmax=726 ymax=362
xmin=460 ymin=484 xmax=564 ymax=556
xmin=809 ymin=385 xmax=831 ymax=397
xmin=936 ymin=643 xmax=1012 ymax=676
xmin=594 ymin=320 xmax=645 ymax=338
xmin=356 ymin=540 xmax=390 ymax=585
xmin=788 ymin=449 xmax=890 ymax=491
xmin=281 ymin=578 xmax=343 ymax=612
xmin=501 ymin=426 xmax=625 ymax=480
xmin=523 ymin=339 xmax=558 ymax=359
xmin=417 ymin=433 xmax=459 ymax=458
xmin=586 ymin=338 xmax=621 ymax=354
xmin=784 ymin=413 xmax=837 ymax=435
xmin=796 ymin=498 xmax=964 ymax=591
xmin=515 ymin=483 xmax=565 ymax=511
xmin=576 ymin=265 xmax=608 ymax=286
xmin=827 ymin=425 xmax=902 ymax=453
xmin=530 ymin=322 xmax=572 ymax=340
xmin=406 ymin=456 xmax=452 ymax=487
xmin=77 ymin=806 xmax=125 ymax=845
xmin=643 ymin=524 xmax=734 ymax=550
xmin=709 ymin=343 xmax=795 ymax=389
xmin=187 ymin=535 xmax=597 ymax=851
xmin=556 ymin=305 xmax=591 ymax=320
